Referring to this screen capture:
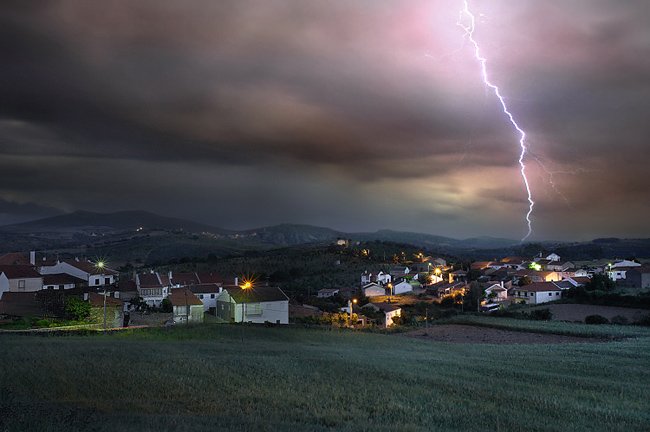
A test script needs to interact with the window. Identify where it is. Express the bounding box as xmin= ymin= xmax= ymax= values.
xmin=246 ymin=303 xmax=262 ymax=315
xmin=104 ymin=278 xmax=110 ymax=285
xmin=530 ymin=293 xmax=534 ymax=297
xmin=18 ymin=280 xmax=25 ymax=290
xmin=94 ymin=279 xmax=100 ymax=285
xmin=210 ymin=294 xmax=215 ymax=299
xmin=555 ymin=292 xmax=560 ymax=296
xmin=549 ymin=293 xmax=552 ymax=296
xmin=59 ymin=285 xmax=64 ymax=290
xmin=199 ymin=294 xmax=204 ymax=299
